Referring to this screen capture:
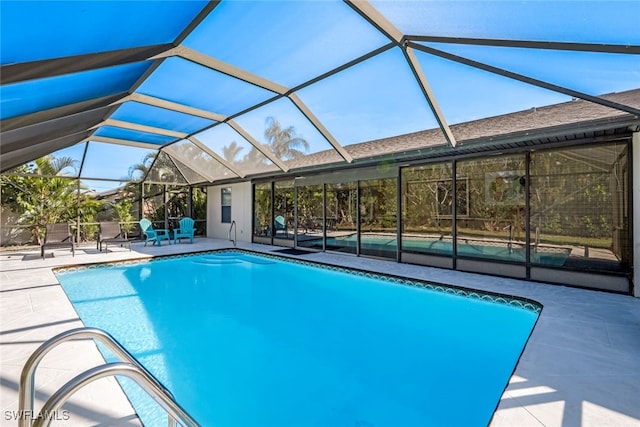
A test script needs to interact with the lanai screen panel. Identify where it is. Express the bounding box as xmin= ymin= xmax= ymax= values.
xmin=413 ymin=49 xmax=570 ymax=126
xmin=81 ymin=142 xmax=158 ymax=182
xmin=232 ymin=97 xmax=344 ymax=168
xmin=421 ymin=43 xmax=640 ymax=100
xmin=10 ymin=143 xmax=87 ymax=178
xmin=182 ymin=0 xmax=389 ymax=88
xmin=163 ymin=140 xmax=239 ymax=182
xmin=135 ymin=57 xmax=277 ymax=117
xmin=296 ymin=47 xmax=444 ymax=147
xmin=146 ymin=151 xmax=188 ymax=185
xmin=94 ymin=126 xmax=176 ymax=146
xmin=0 ymin=1 xmax=208 ymax=63
xmin=110 ymin=102 xmax=216 ymax=135
xmin=1 ymin=62 xmax=152 ymax=120
xmin=194 ymin=124 xmax=280 ymax=176
xmin=371 ymin=1 xmax=640 ymax=43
